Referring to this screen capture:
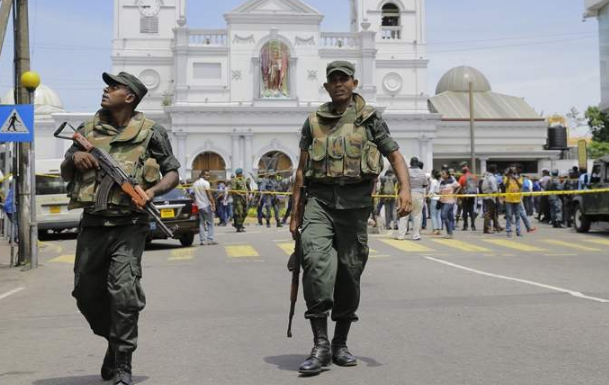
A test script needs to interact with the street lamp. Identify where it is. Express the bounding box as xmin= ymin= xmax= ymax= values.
xmin=20 ymin=70 xmax=40 ymax=269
